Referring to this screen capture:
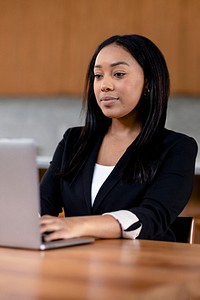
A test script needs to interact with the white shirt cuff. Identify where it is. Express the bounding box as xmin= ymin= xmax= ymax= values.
xmin=103 ymin=210 xmax=142 ymax=239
